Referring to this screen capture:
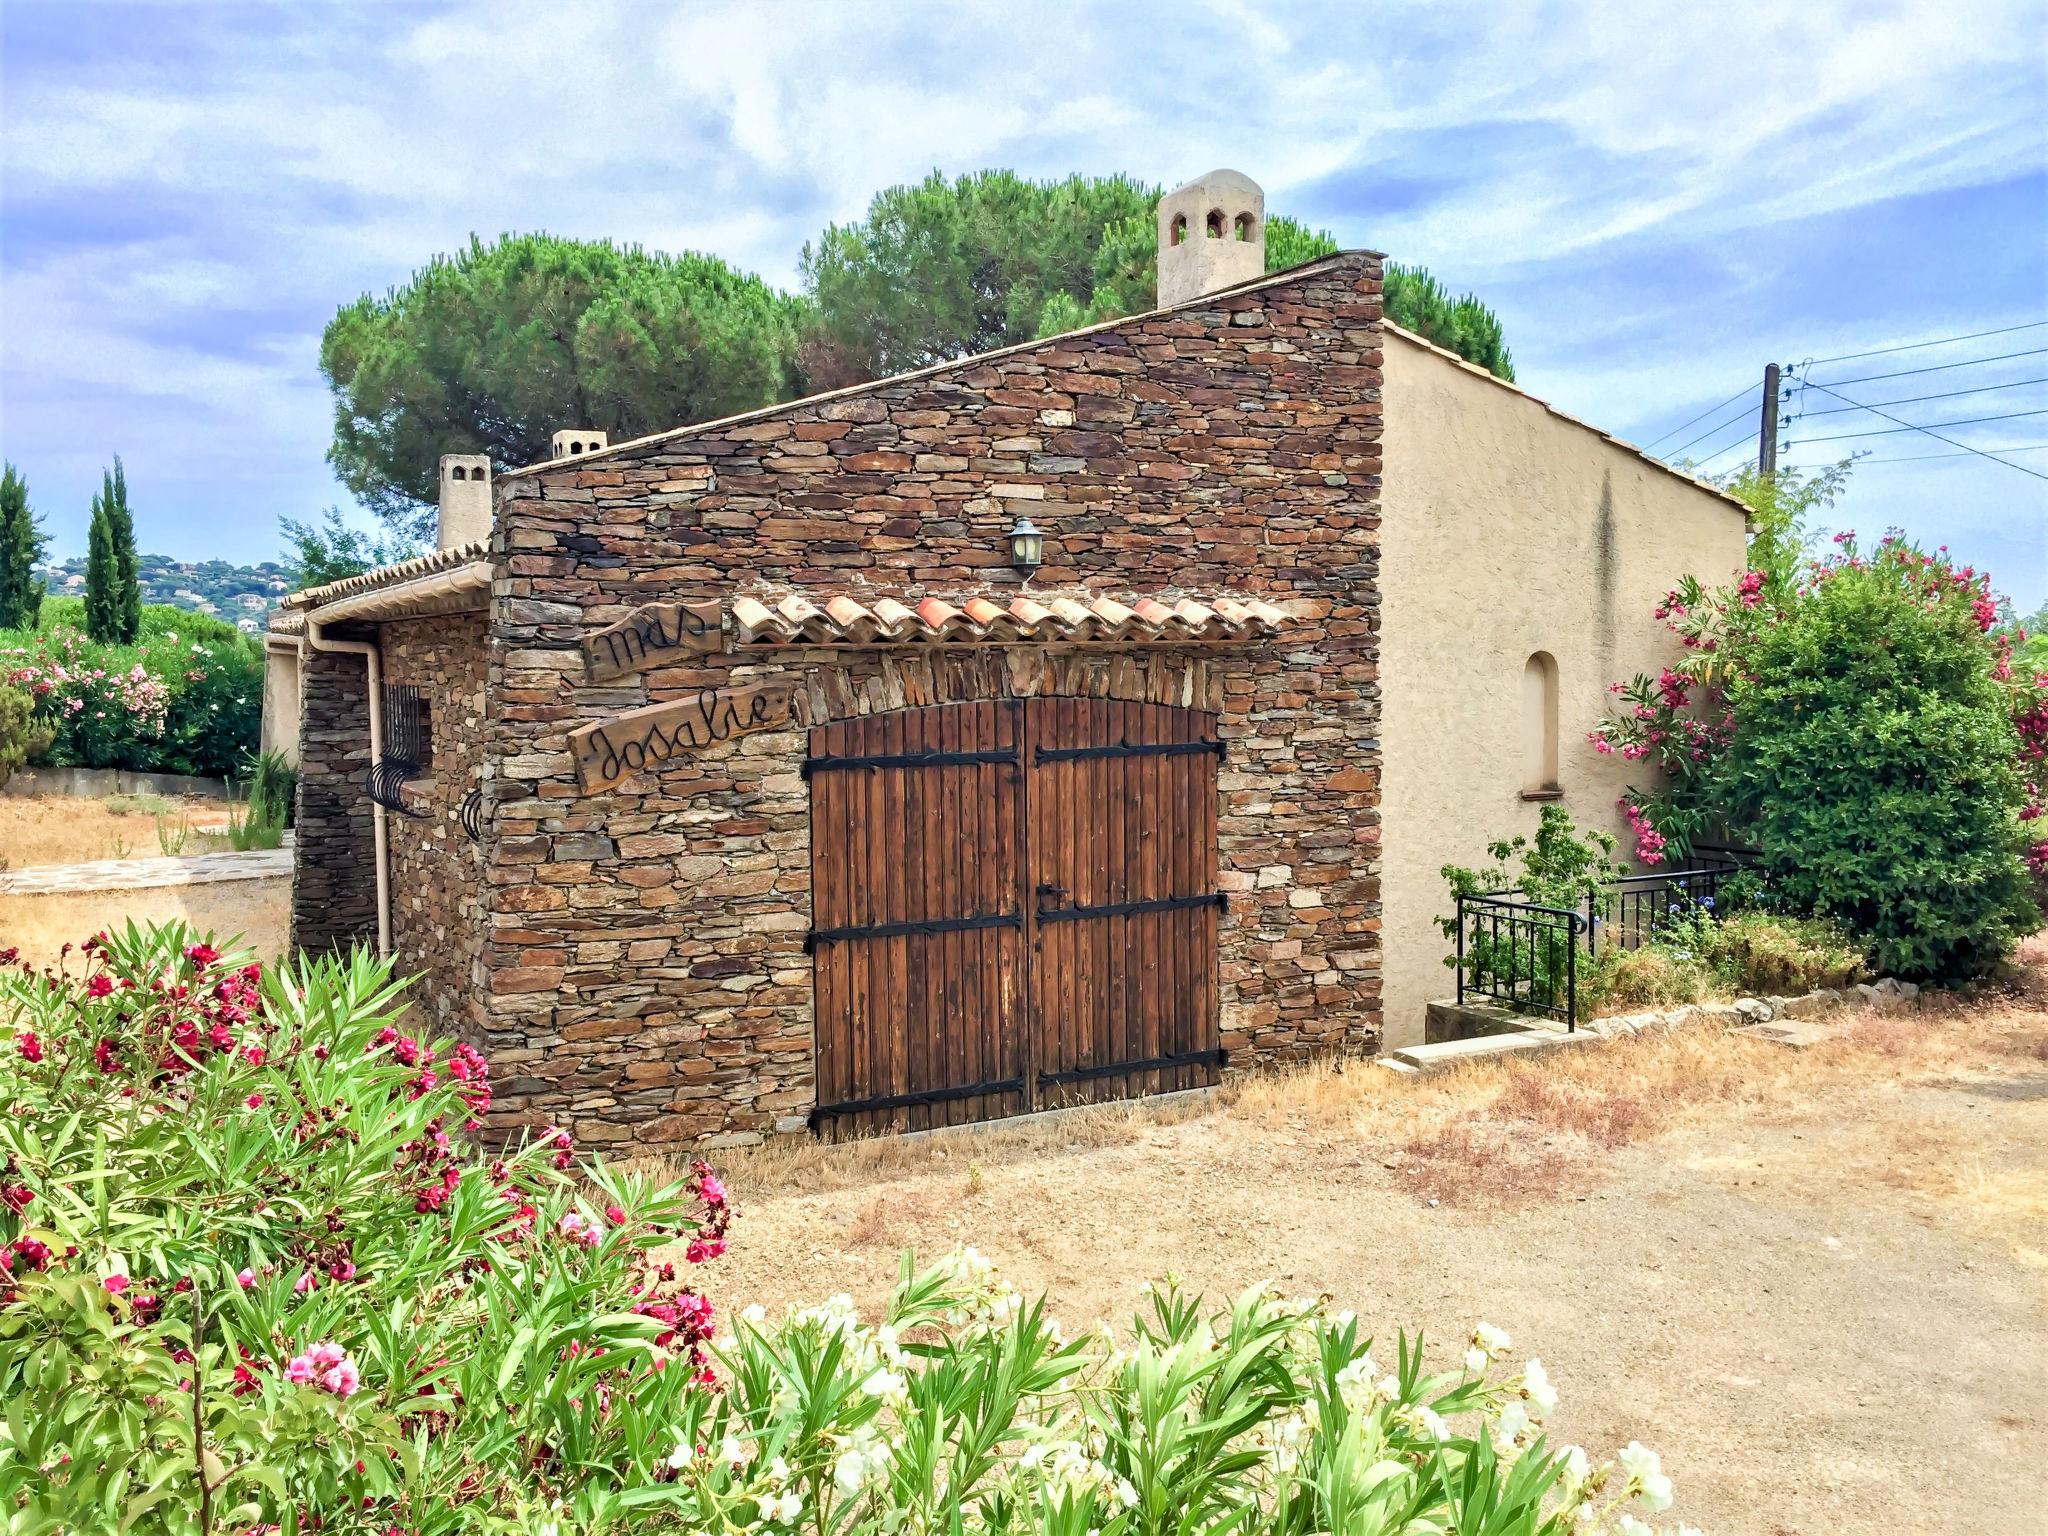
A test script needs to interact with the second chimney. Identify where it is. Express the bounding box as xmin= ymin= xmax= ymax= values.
xmin=437 ymin=454 xmax=492 ymax=549
xmin=552 ymin=428 xmax=610 ymax=460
